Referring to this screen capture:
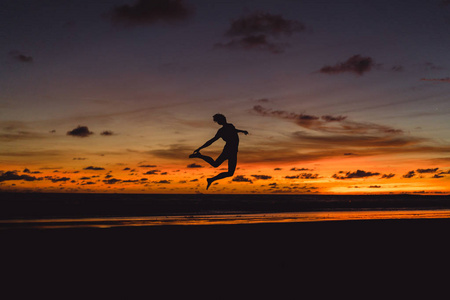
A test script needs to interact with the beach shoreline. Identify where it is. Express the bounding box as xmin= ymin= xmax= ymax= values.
xmin=4 ymin=218 xmax=450 ymax=297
